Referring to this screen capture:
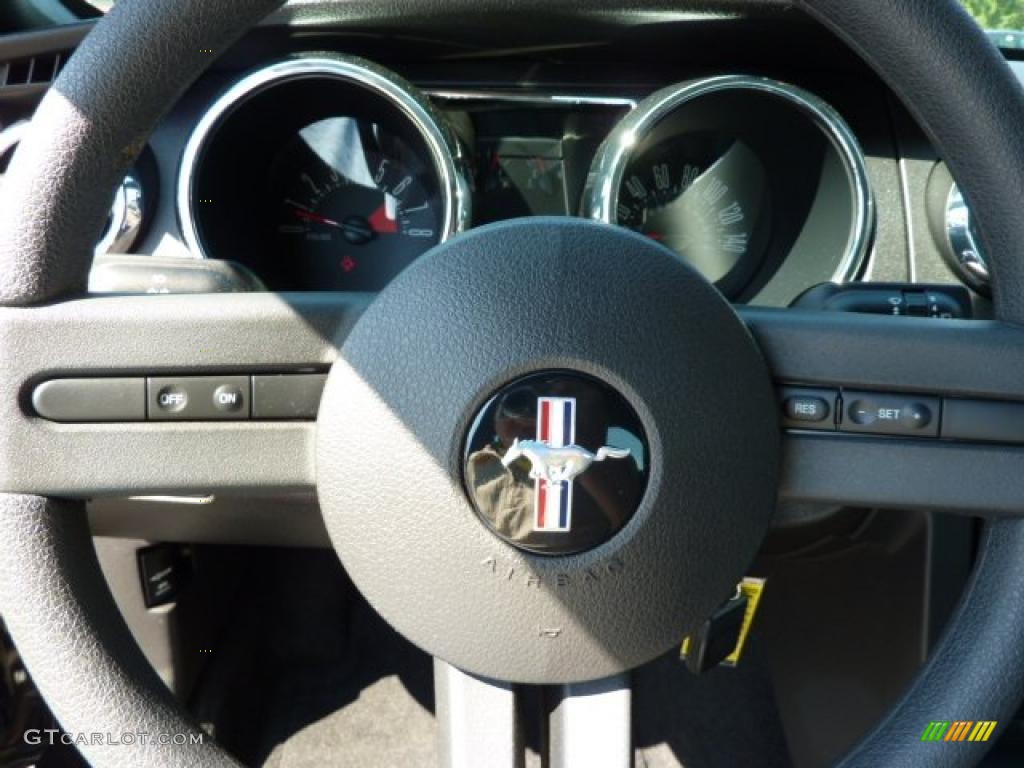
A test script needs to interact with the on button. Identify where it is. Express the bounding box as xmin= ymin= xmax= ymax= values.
xmin=213 ymin=384 xmax=245 ymax=413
